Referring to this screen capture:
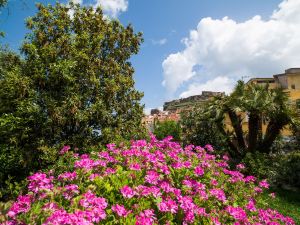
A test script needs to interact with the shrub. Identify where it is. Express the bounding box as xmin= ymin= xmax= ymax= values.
xmin=276 ymin=150 xmax=300 ymax=188
xmin=3 ymin=136 xmax=295 ymax=224
xmin=243 ymin=150 xmax=300 ymax=188
xmin=153 ymin=120 xmax=181 ymax=142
